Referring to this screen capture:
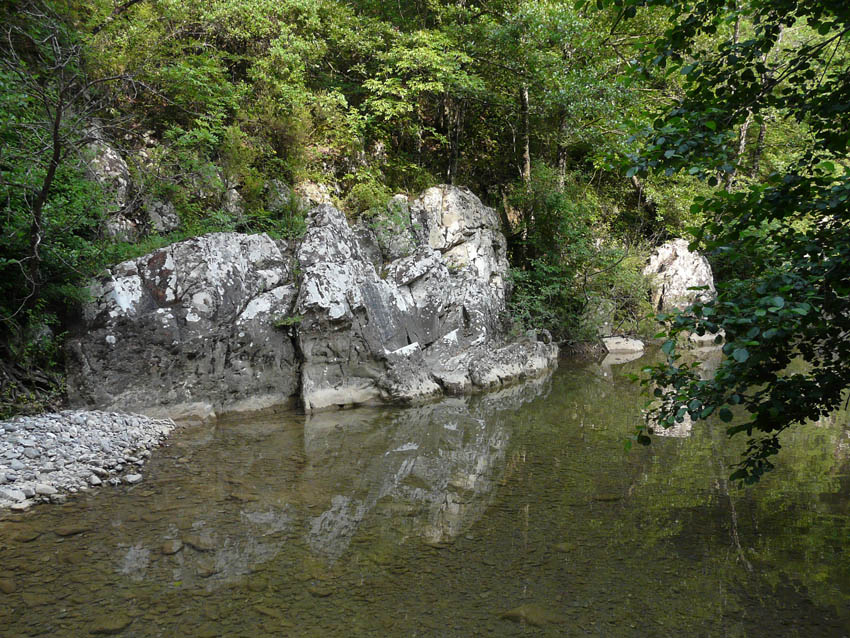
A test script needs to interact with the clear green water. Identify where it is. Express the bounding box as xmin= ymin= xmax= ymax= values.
xmin=2 ymin=351 xmax=850 ymax=637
